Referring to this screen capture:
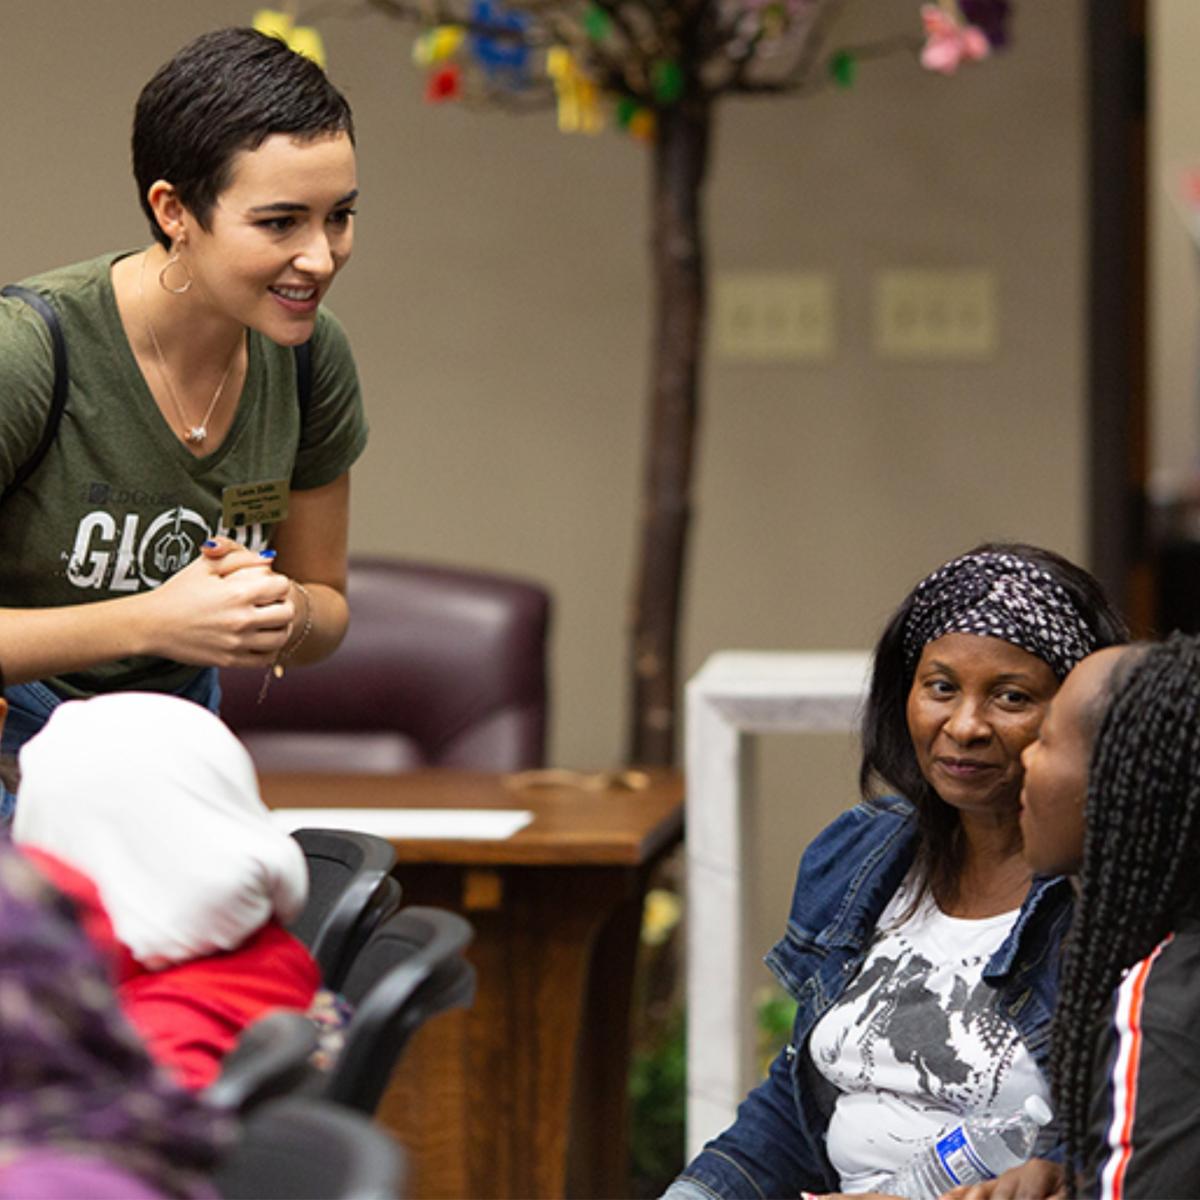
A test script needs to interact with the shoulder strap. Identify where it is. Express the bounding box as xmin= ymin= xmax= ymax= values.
xmin=1 ymin=284 xmax=69 ymax=504
xmin=0 ymin=291 xmax=310 ymax=503
xmin=293 ymin=338 xmax=313 ymax=426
